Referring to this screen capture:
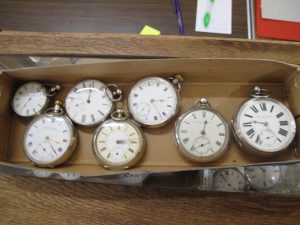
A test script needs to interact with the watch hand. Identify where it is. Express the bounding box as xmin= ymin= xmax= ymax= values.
xmin=49 ymin=143 xmax=57 ymax=155
xmin=253 ymin=121 xmax=268 ymax=127
xmin=220 ymin=174 xmax=229 ymax=184
xmin=199 ymin=141 xmax=210 ymax=147
xmin=87 ymin=89 xmax=92 ymax=103
xmin=150 ymin=100 xmax=163 ymax=119
xmin=39 ymin=144 xmax=47 ymax=152
xmin=201 ymin=120 xmax=208 ymax=135
xmin=152 ymin=99 xmax=165 ymax=103
xmin=45 ymin=136 xmax=61 ymax=144
xmin=20 ymin=97 xmax=32 ymax=112
xmin=123 ymin=152 xmax=128 ymax=161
